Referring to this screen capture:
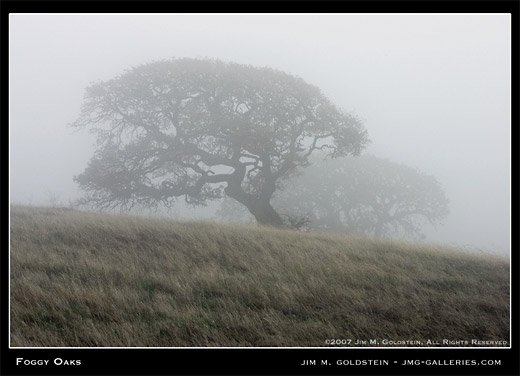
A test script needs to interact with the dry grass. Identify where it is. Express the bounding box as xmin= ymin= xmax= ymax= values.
xmin=10 ymin=205 xmax=509 ymax=347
